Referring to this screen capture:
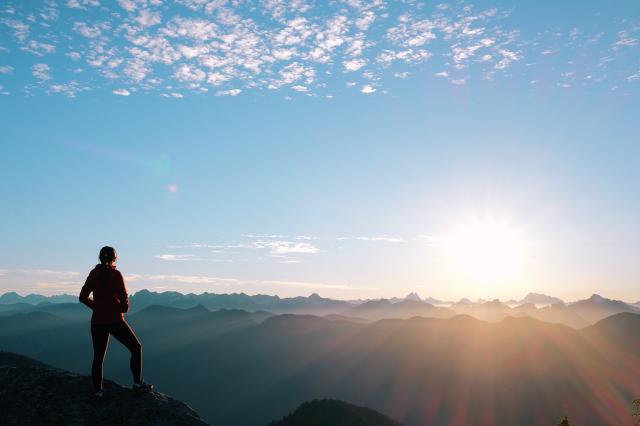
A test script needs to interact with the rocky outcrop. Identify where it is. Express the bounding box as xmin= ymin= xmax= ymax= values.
xmin=0 ymin=352 xmax=208 ymax=426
